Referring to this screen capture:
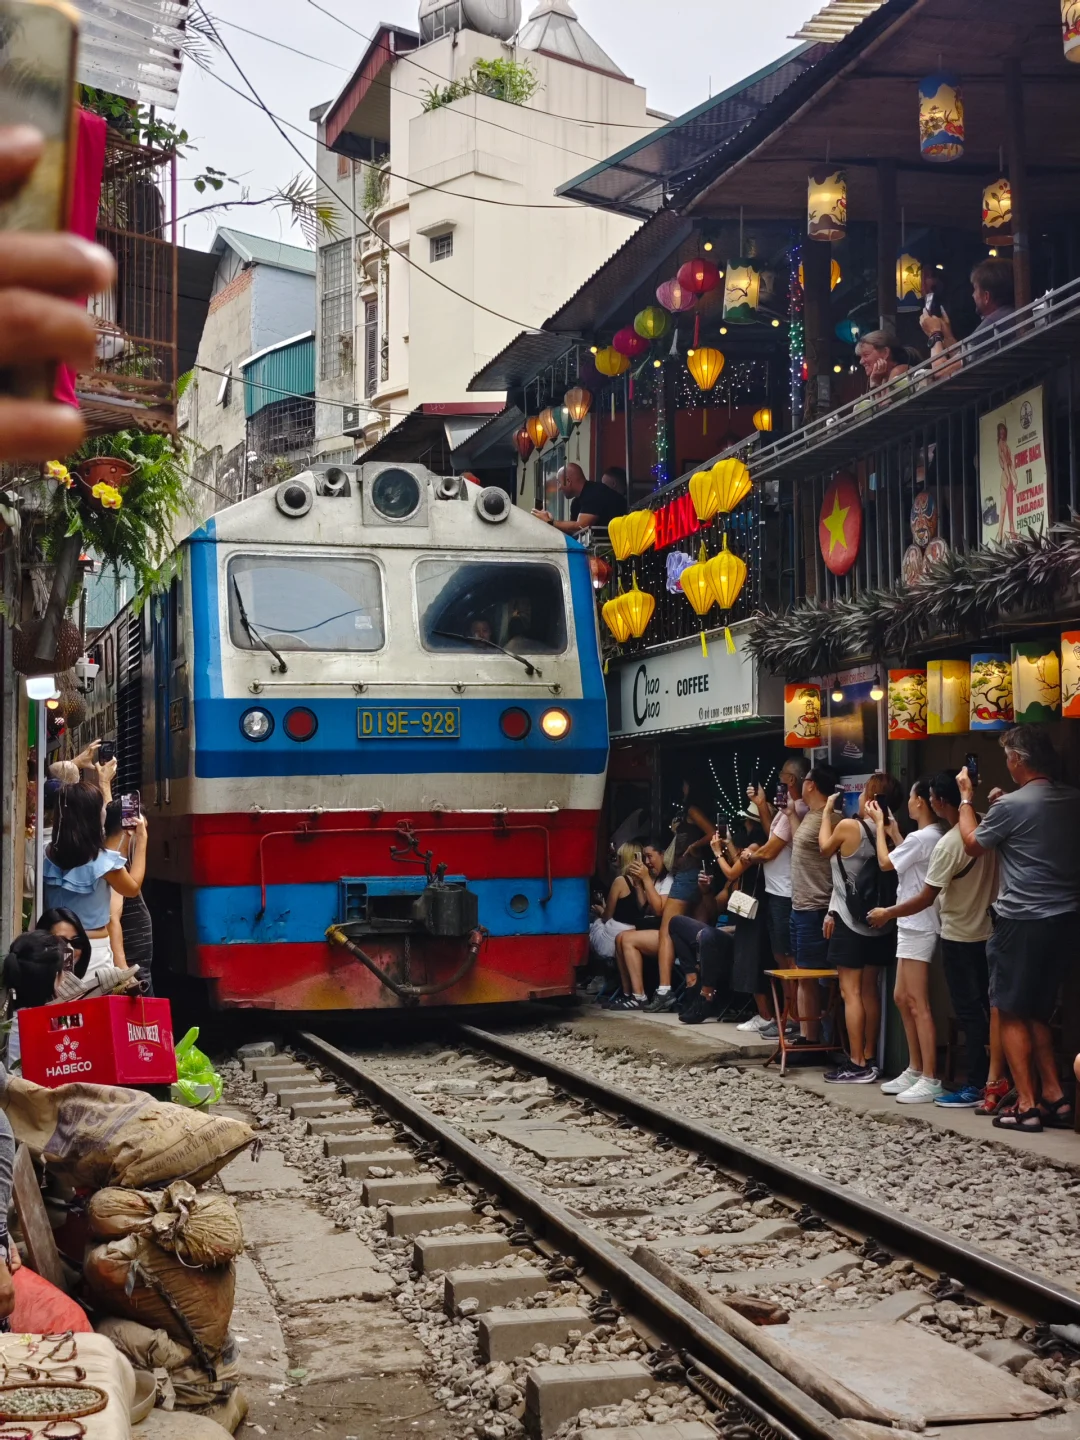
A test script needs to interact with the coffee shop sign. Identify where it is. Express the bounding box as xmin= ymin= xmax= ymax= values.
xmin=613 ymin=637 xmax=756 ymax=738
